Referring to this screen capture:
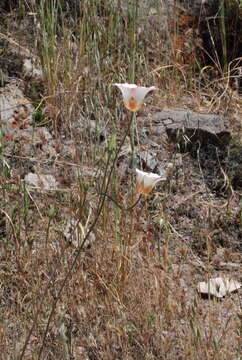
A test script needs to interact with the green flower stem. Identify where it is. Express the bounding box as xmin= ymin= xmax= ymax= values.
xmin=130 ymin=111 xmax=136 ymax=169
